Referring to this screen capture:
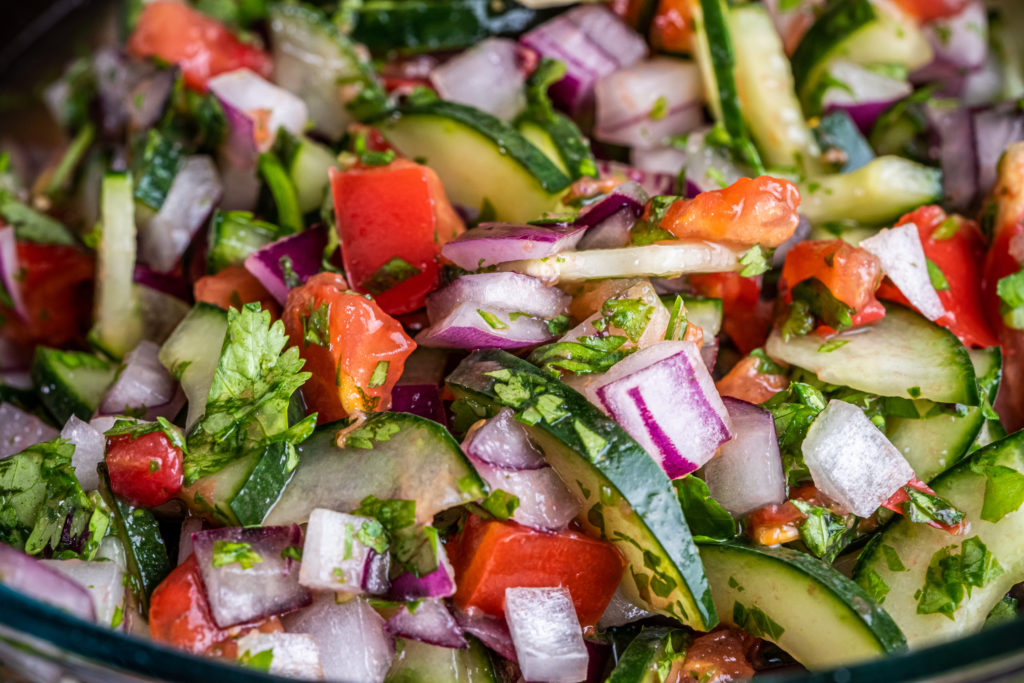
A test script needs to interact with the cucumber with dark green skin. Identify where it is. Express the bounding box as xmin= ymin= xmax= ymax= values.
xmin=97 ymin=464 xmax=171 ymax=615
xmin=375 ymin=99 xmax=571 ymax=223
xmin=765 ymin=304 xmax=978 ymax=406
xmin=700 ymin=542 xmax=906 ymax=669
xmin=606 ymin=627 xmax=687 ymax=682
xmin=887 ymin=348 xmax=1001 ymax=484
xmin=133 ymin=129 xmax=183 ymax=211
xmin=31 ymin=348 xmax=117 ymax=423
xmin=0 ymin=196 xmax=77 ymax=246
xmin=385 ymin=637 xmax=498 ymax=683
xmin=263 ymin=412 xmax=487 ymax=526
xmin=346 ymin=0 xmax=559 ymax=56
xmin=206 ymin=210 xmax=282 ymax=272
xmin=853 ymin=430 xmax=1024 ymax=649
xmin=447 ymin=350 xmax=717 ymax=630
xmin=516 ymin=113 xmax=597 ymax=182
xmin=814 ymin=110 xmax=875 ymax=173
